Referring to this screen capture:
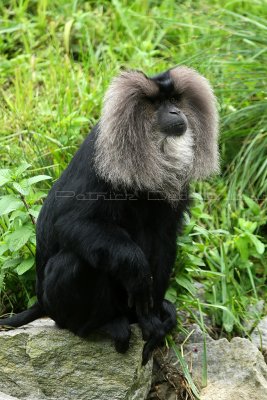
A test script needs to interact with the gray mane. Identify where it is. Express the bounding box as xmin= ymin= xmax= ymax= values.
xmin=94 ymin=66 xmax=219 ymax=200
